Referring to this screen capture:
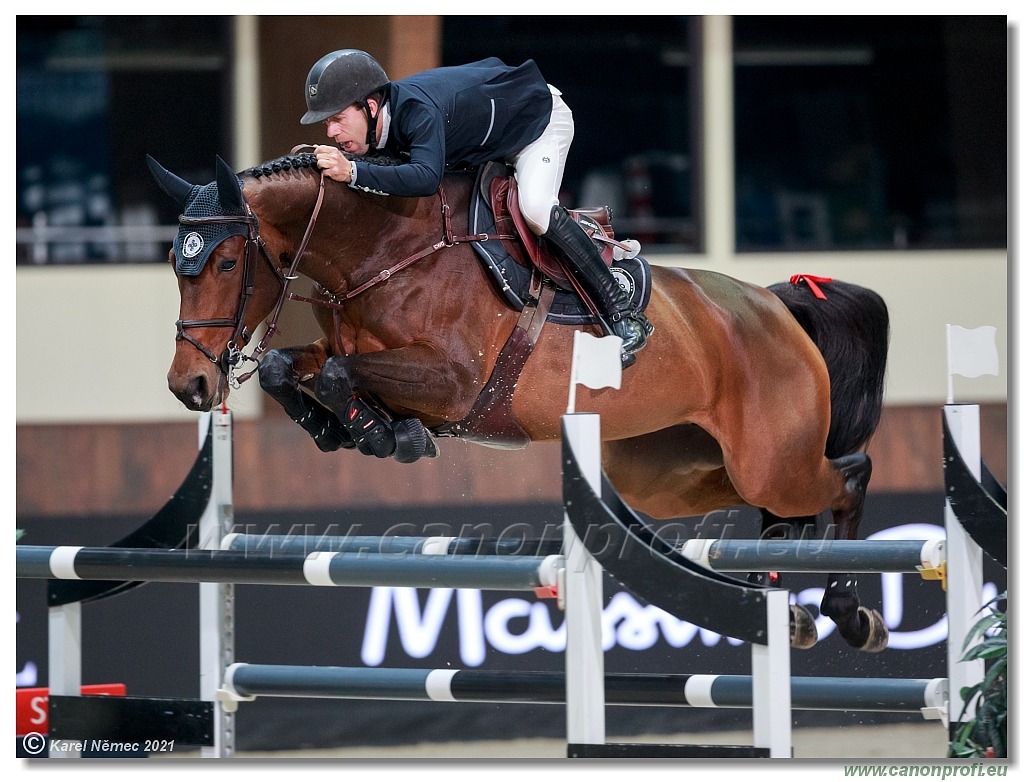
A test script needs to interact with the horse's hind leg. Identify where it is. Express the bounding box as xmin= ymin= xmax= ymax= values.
xmin=819 ymin=453 xmax=889 ymax=652
xmin=258 ymin=345 xmax=354 ymax=453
